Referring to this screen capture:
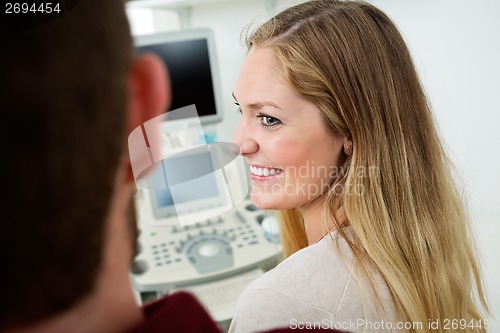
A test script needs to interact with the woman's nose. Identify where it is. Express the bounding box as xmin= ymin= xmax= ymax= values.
xmin=232 ymin=122 xmax=258 ymax=156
